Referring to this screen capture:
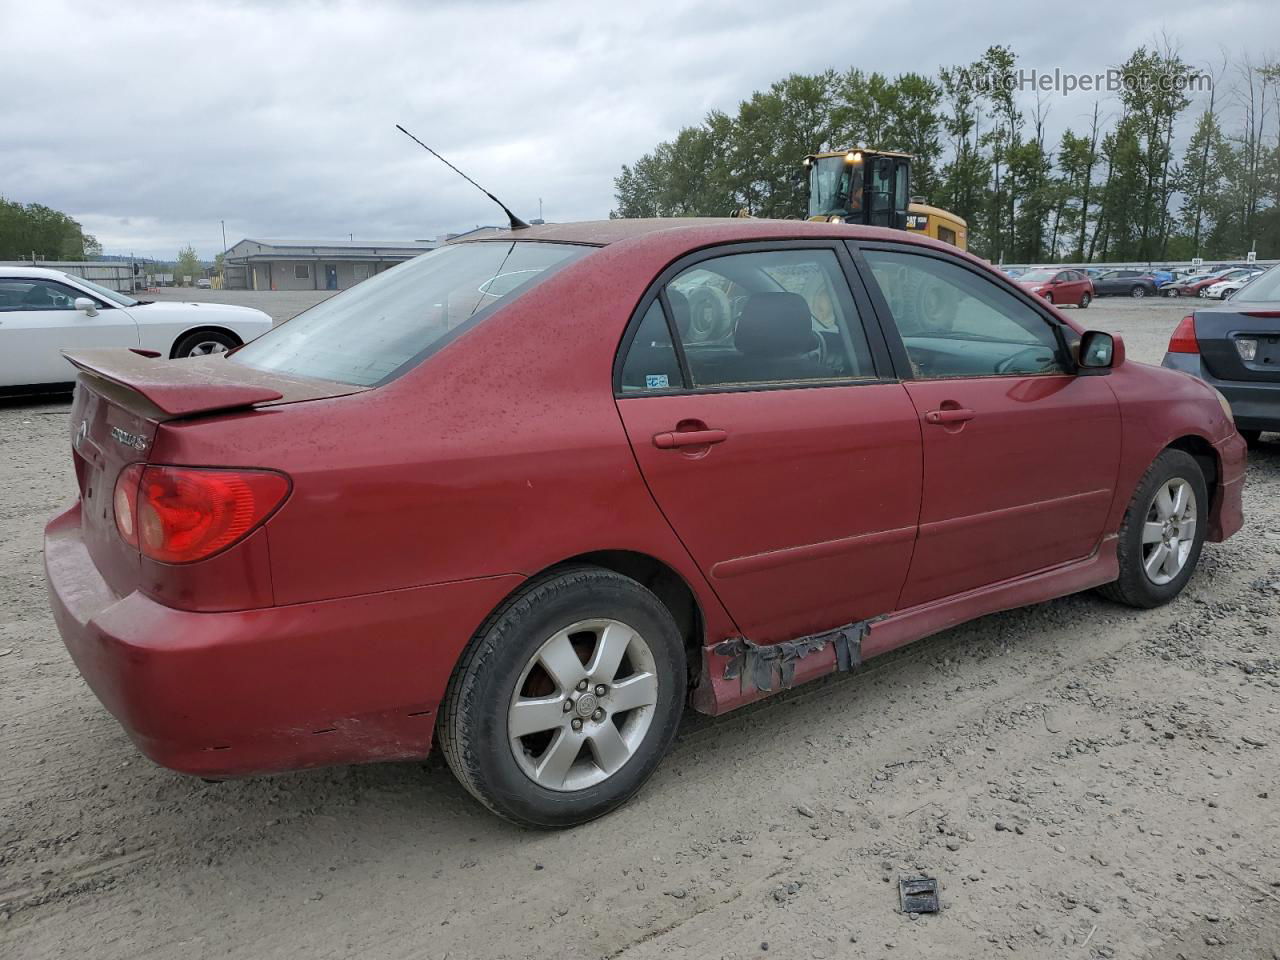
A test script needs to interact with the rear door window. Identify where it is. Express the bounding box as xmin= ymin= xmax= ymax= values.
xmin=664 ymin=249 xmax=875 ymax=388
xmin=231 ymin=241 xmax=589 ymax=386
